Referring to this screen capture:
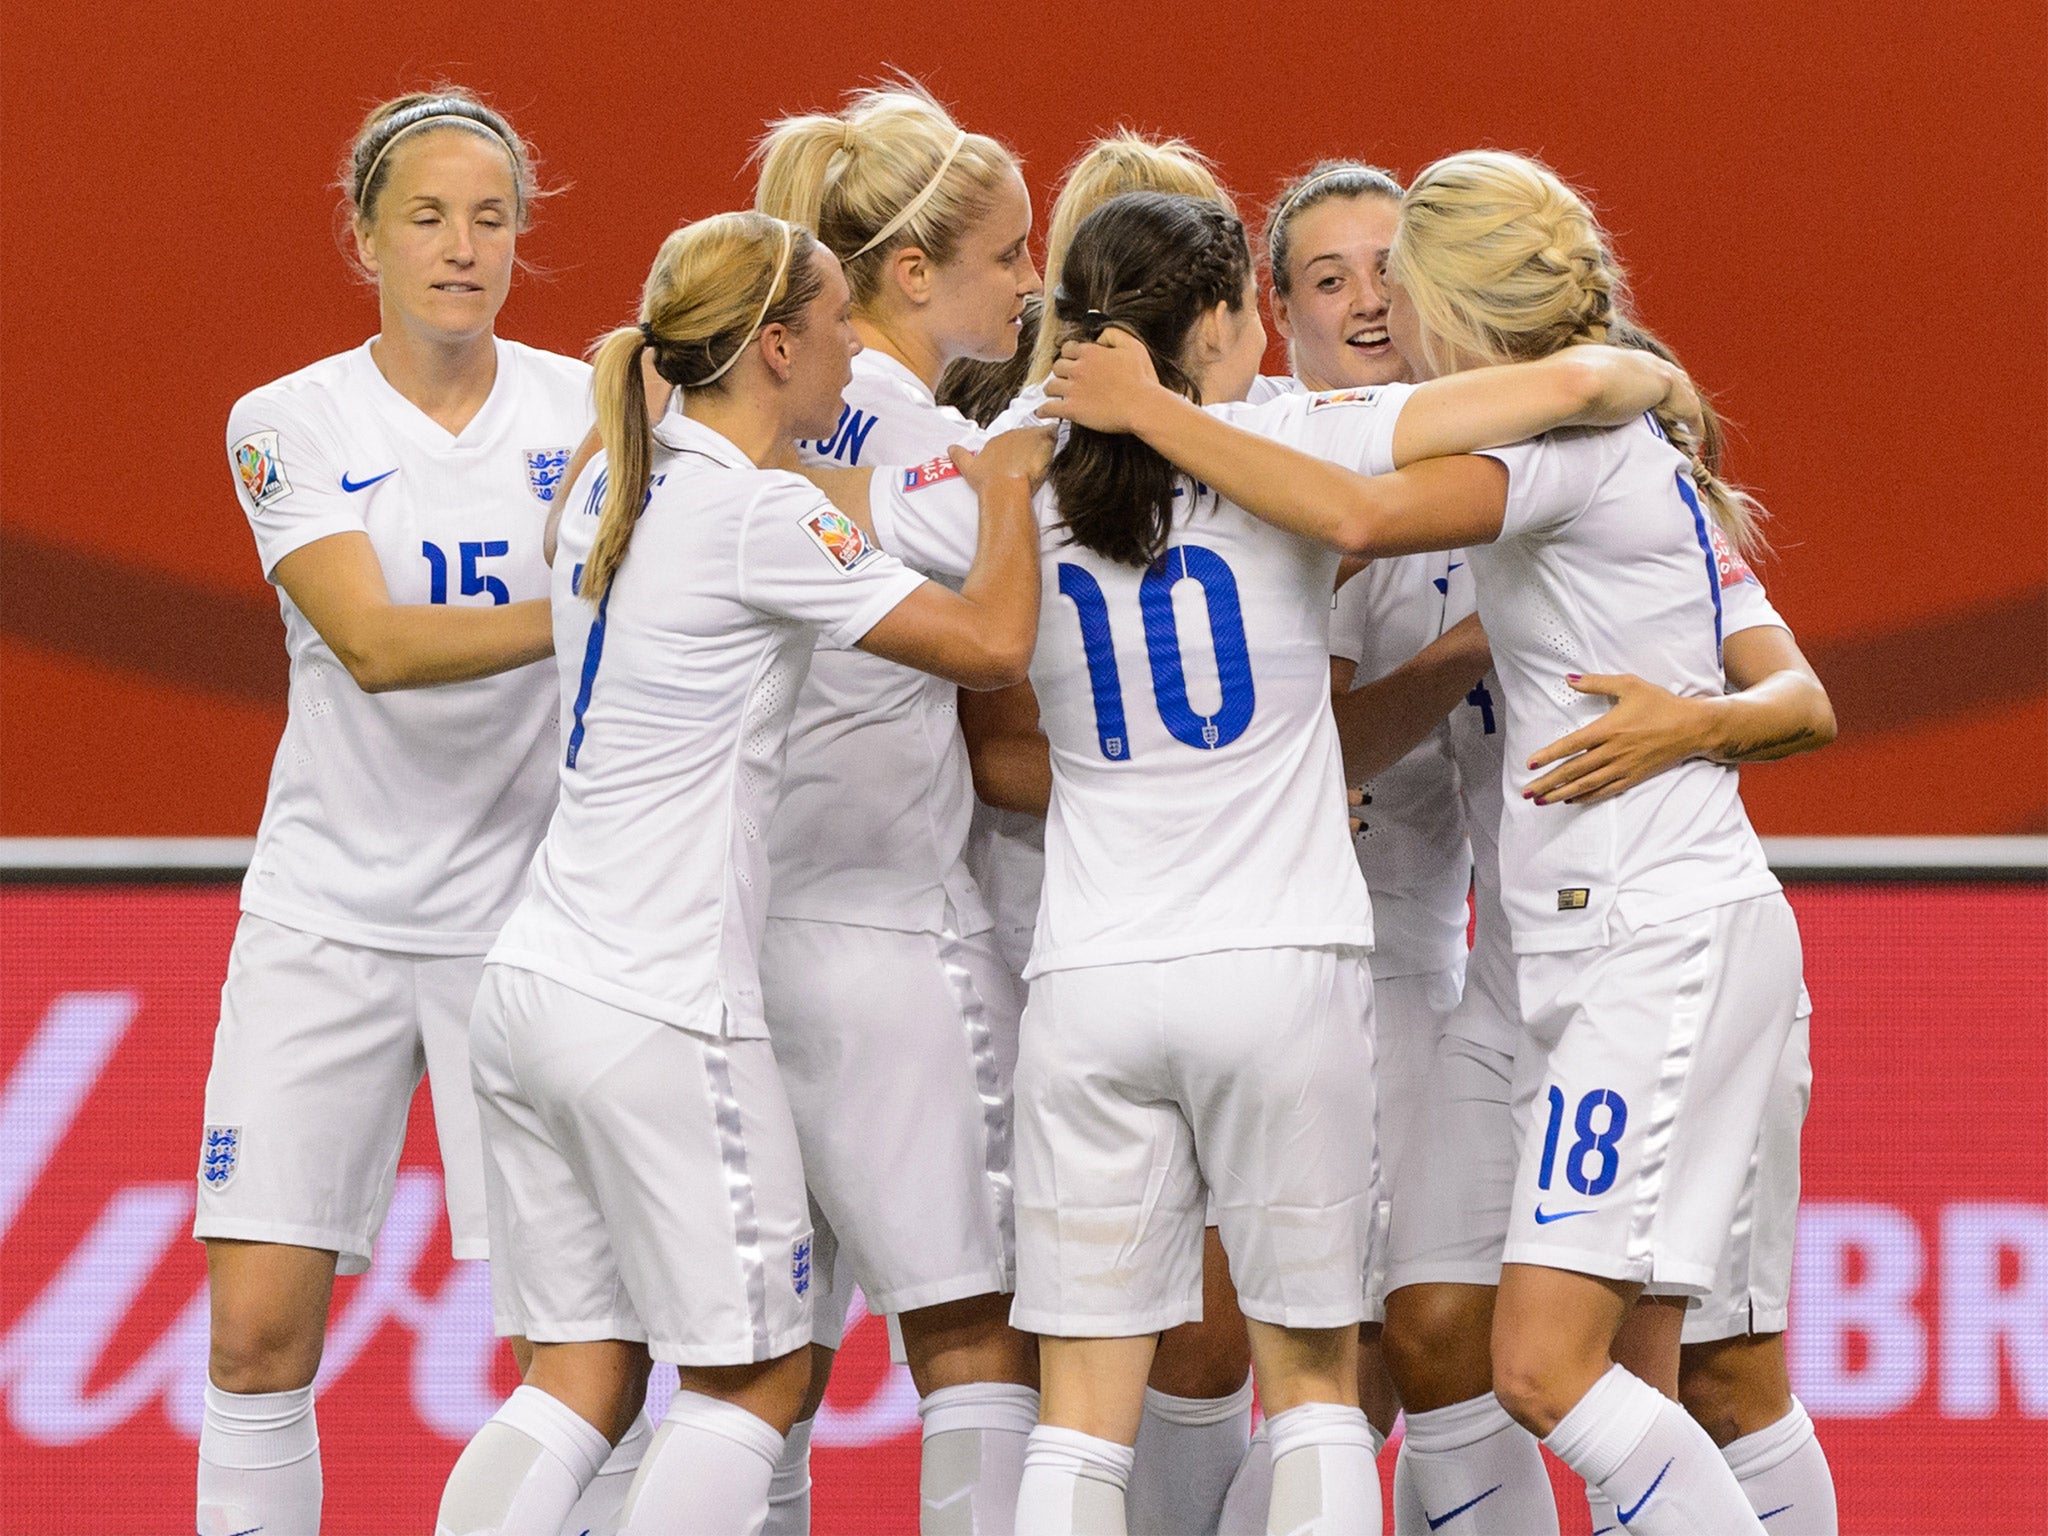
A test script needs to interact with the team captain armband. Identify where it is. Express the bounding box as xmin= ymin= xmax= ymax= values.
xmin=799 ymin=507 xmax=881 ymax=574
xmin=232 ymin=430 xmax=292 ymax=509
xmin=901 ymin=455 xmax=963 ymax=491
xmin=1707 ymin=523 xmax=1758 ymax=588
